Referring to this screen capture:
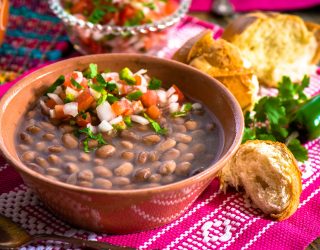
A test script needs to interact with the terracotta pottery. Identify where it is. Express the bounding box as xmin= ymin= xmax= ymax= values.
xmin=0 ymin=54 xmax=243 ymax=233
